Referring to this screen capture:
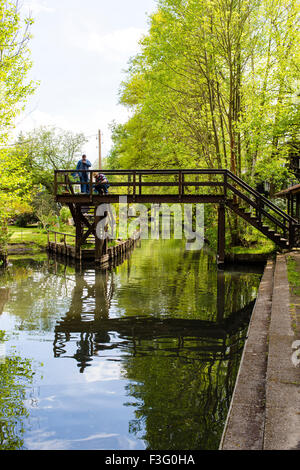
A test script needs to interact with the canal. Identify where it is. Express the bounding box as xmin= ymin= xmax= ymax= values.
xmin=0 ymin=239 xmax=263 ymax=450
